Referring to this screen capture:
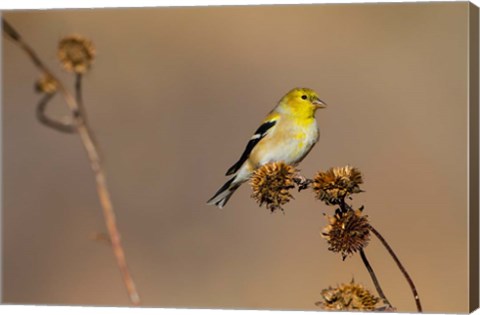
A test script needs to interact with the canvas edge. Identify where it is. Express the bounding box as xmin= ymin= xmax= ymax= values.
xmin=0 ymin=10 xmax=4 ymax=305
xmin=469 ymin=2 xmax=480 ymax=313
